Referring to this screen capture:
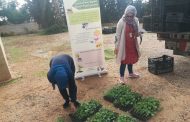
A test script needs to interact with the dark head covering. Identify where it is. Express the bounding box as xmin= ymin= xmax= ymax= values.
xmin=48 ymin=65 xmax=69 ymax=90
